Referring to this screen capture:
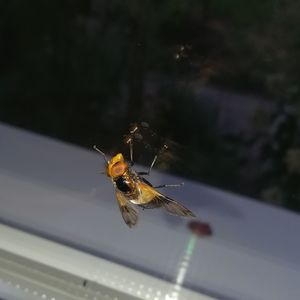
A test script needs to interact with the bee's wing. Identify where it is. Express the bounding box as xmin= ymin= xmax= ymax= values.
xmin=160 ymin=195 xmax=196 ymax=217
xmin=137 ymin=182 xmax=196 ymax=218
xmin=115 ymin=190 xmax=138 ymax=228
